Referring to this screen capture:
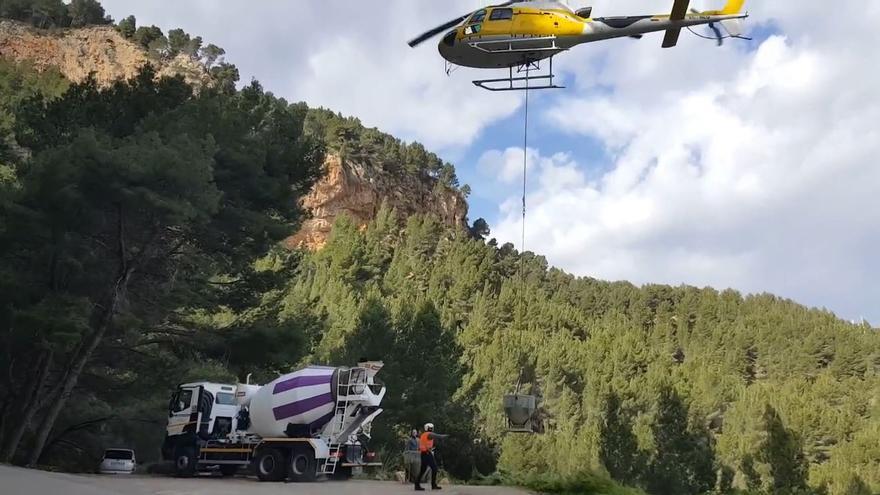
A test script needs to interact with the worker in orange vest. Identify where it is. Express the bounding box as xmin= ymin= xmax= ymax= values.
xmin=415 ymin=422 xmax=448 ymax=491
